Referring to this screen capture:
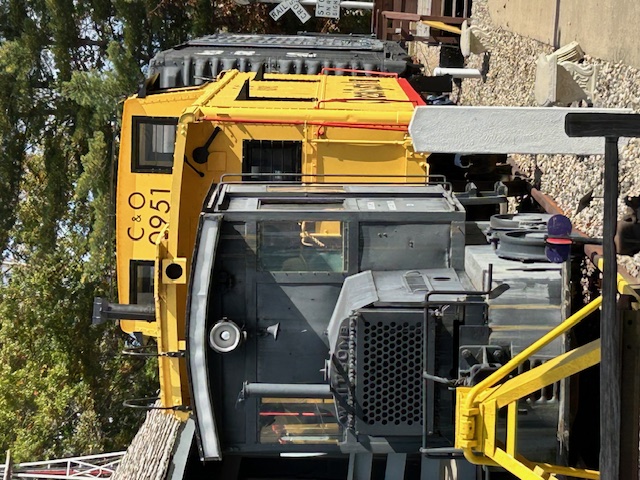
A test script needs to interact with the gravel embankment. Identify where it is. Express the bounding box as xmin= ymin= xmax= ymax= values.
xmin=452 ymin=0 xmax=640 ymax=276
